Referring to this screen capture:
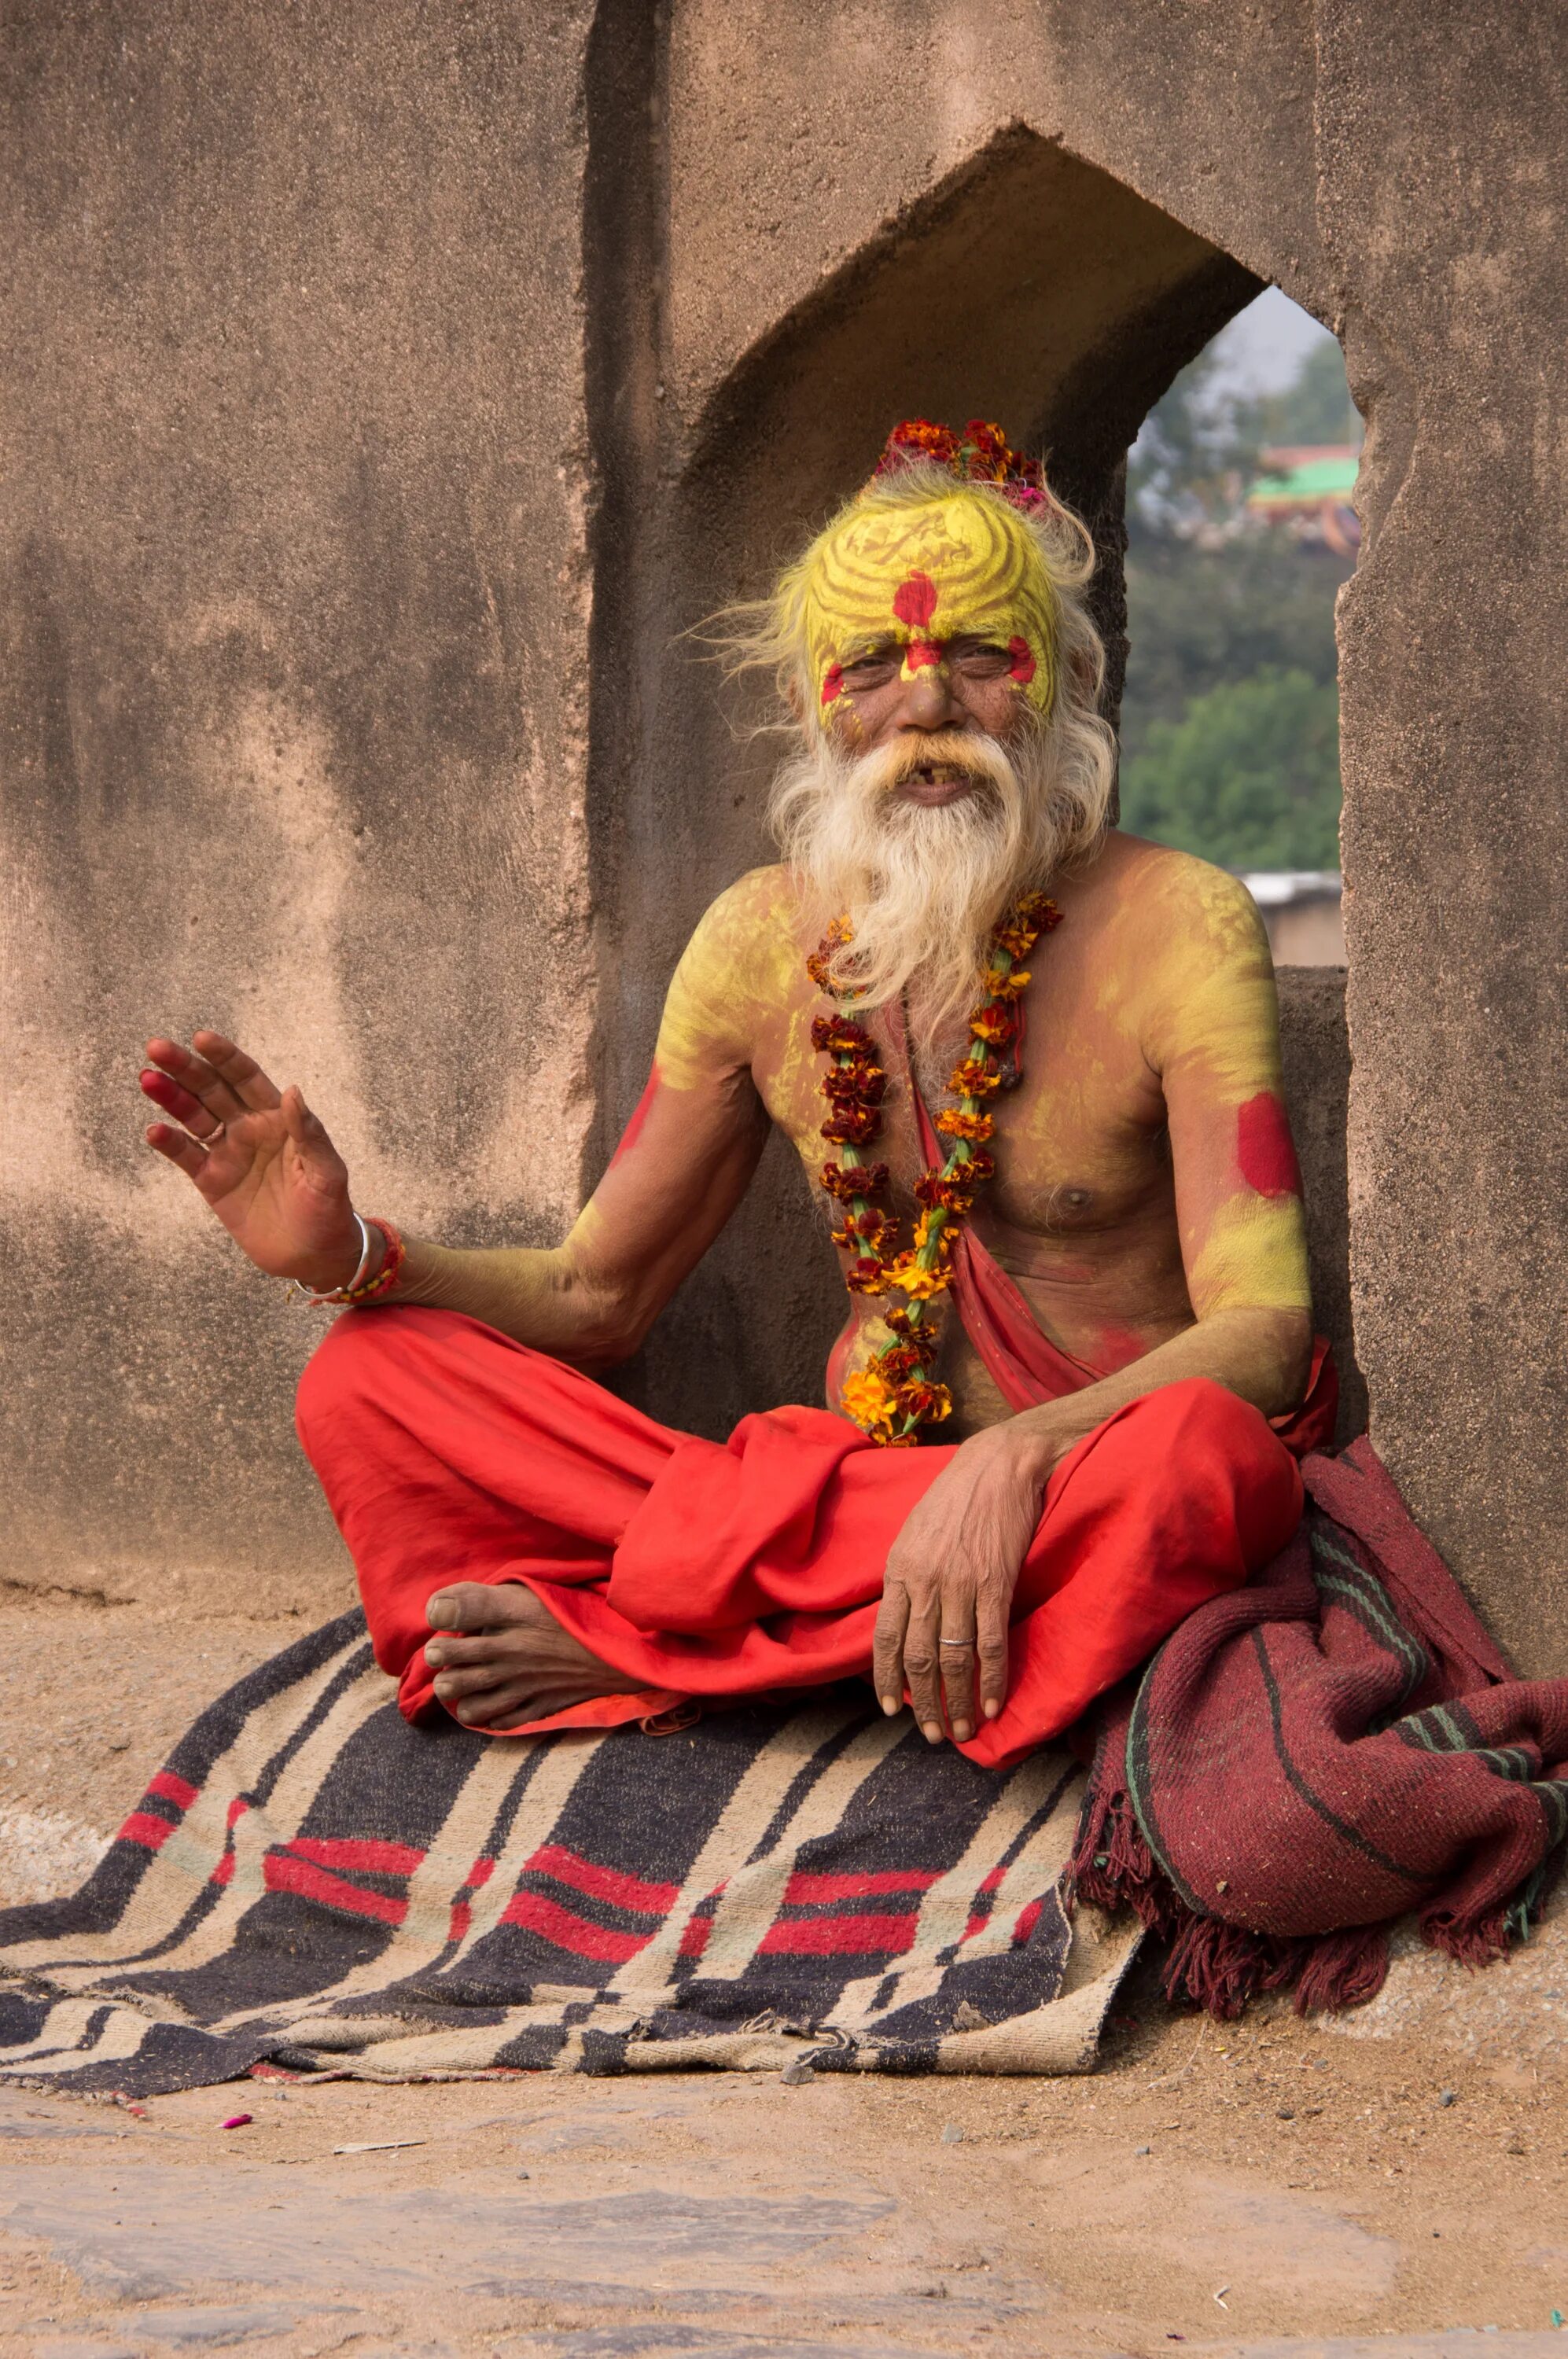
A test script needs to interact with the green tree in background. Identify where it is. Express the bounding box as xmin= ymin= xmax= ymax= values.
xmin=1120 ymin=668 xmax=1342 ymax=870
xmin=1117 ymin=321 xmax=1356 ymax=870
